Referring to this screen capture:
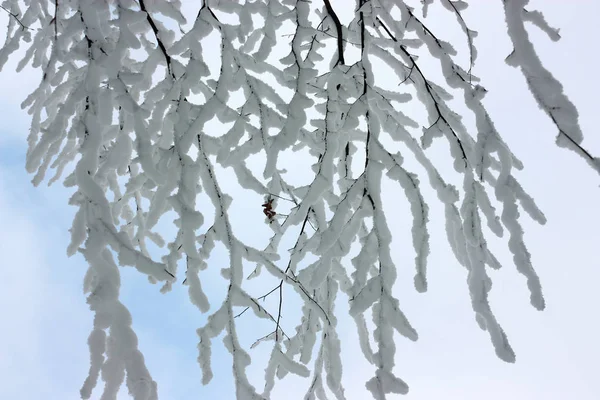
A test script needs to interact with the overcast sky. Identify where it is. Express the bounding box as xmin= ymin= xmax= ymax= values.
xmin=1 ymin=1 xmax=599 ymax=399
